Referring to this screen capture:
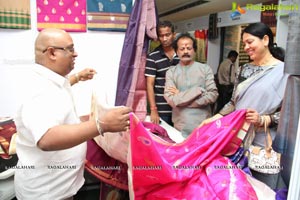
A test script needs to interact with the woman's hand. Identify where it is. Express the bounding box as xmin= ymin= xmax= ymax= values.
xmin=246 ymin=108 xmax=261 ymax=125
